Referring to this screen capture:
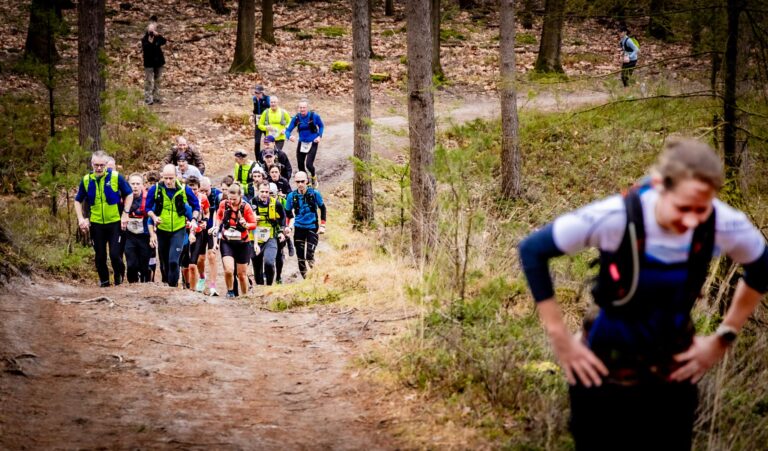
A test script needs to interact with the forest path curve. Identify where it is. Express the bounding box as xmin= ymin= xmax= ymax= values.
xmin=0 ymin=89 xmax=610 ymax=450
